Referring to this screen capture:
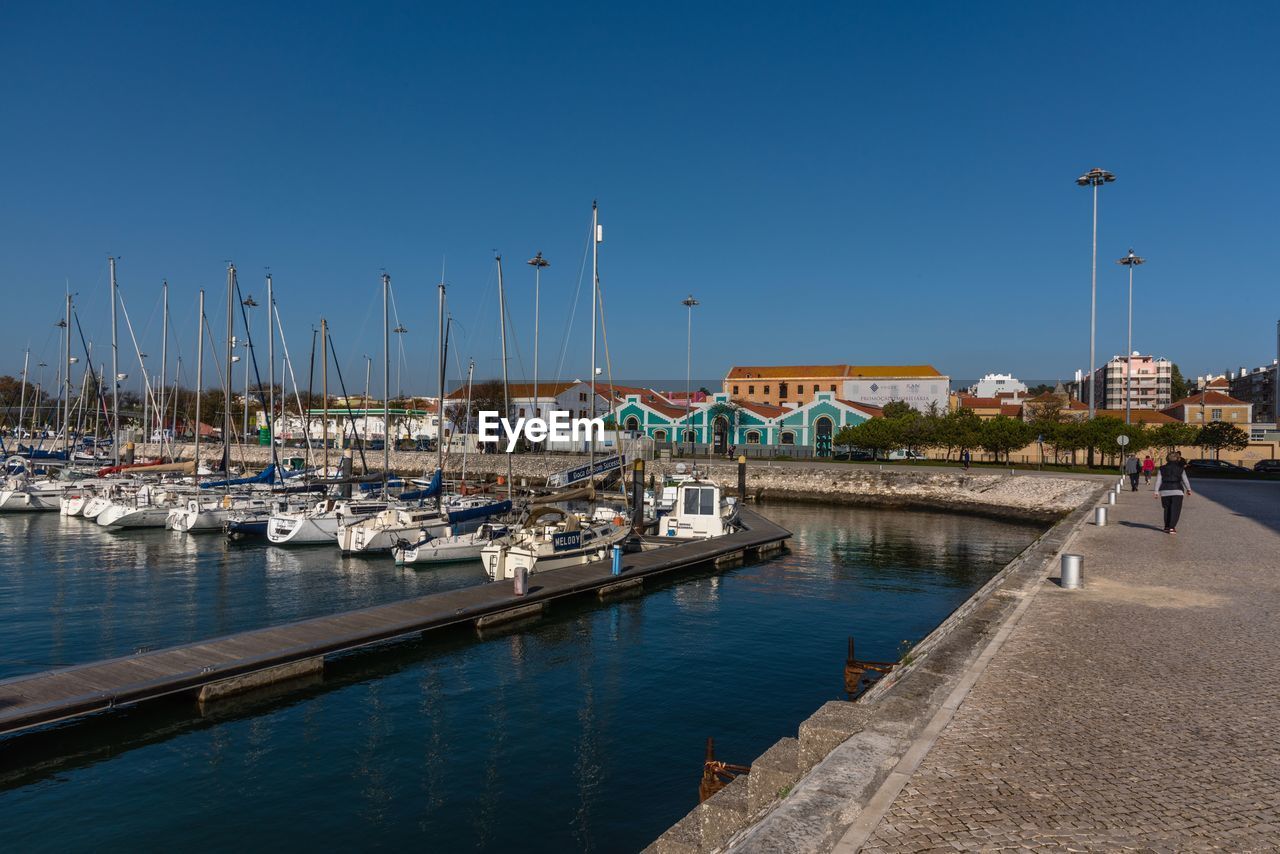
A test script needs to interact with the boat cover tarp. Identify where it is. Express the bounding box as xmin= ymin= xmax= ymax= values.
xmin=446 ymin=499 xmax=511 ymax=525
xmin=199 ymin=465 xmax=278 ymax=489
xmin=398 ymin=469 xmax=441 ymax=501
